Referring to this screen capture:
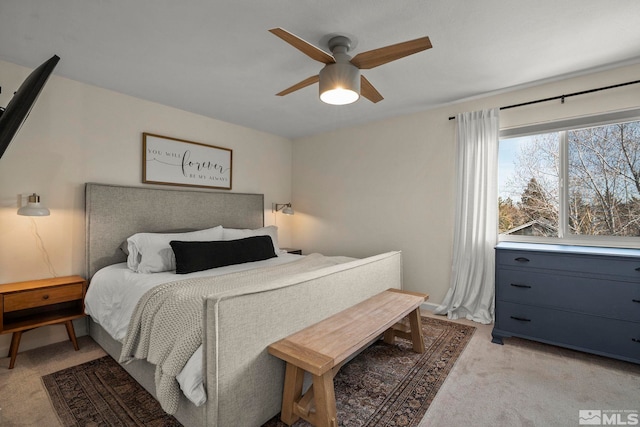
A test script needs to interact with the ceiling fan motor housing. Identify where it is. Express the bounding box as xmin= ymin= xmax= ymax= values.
xmin=319 ymin=34 xmax=360 ymax=102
